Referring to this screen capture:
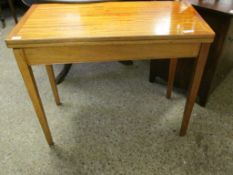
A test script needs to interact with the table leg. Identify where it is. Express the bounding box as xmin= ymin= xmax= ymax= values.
xmin=166 ymin=58 xmax=177 ymax=99
xmin=13 ymin=49 xmax=54 ymax=145
xmin=46 ymin=65 xmax=61 ymax=105
xmin=180 ymin=43 xmax=210 ymax=136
